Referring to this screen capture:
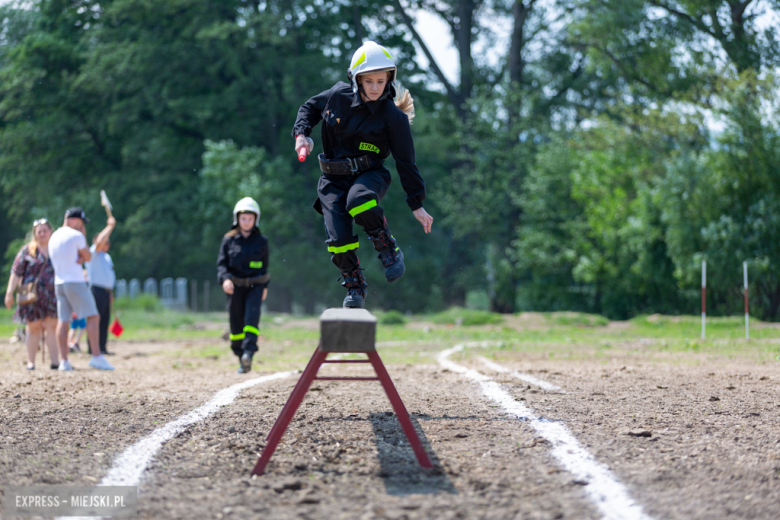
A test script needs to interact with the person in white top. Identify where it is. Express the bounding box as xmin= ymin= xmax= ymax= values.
xmin=48 ymin=207 xmax=114 ymax=371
